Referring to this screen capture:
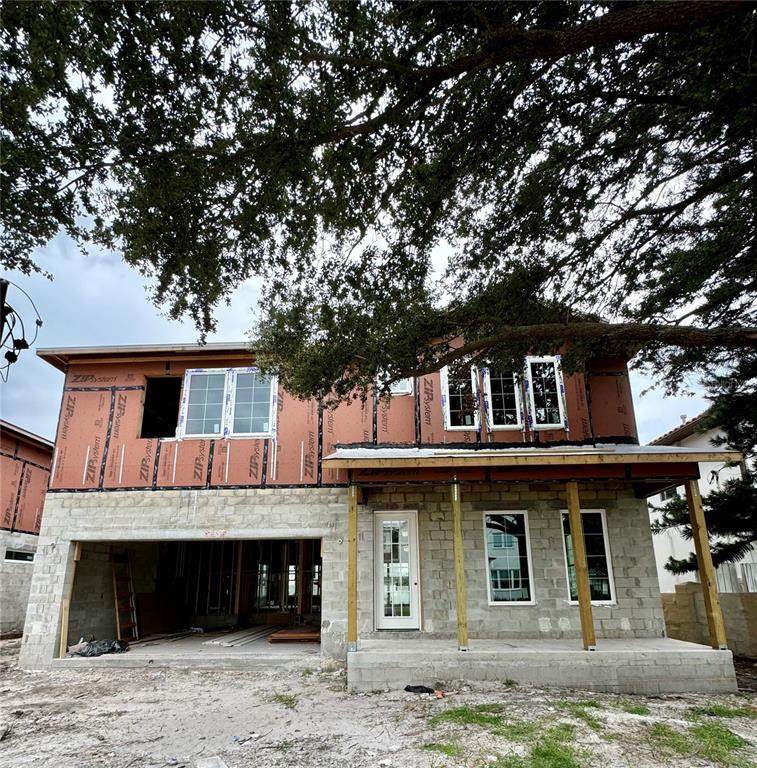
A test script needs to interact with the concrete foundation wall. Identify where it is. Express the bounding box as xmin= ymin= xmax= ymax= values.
xmin=359 ymin=482 xmax=665 ymax=640
xmin=68 ymin=543 xmax=116 ymax=644
xmin=19 ymin=488 xmax=347 ymax=668
xmin=662 ymin=581 xmax=757 ymax=658
xmin=0 ymin=530 xmax=38 ymax=635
